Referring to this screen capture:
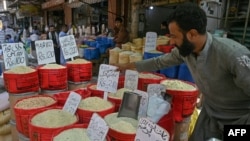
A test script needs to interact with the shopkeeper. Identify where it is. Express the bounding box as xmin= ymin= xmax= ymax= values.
xmin=113 ymin=17 xmax=129 ymax=48
xmin=113 ymin=2 xmax=250 ymax=141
